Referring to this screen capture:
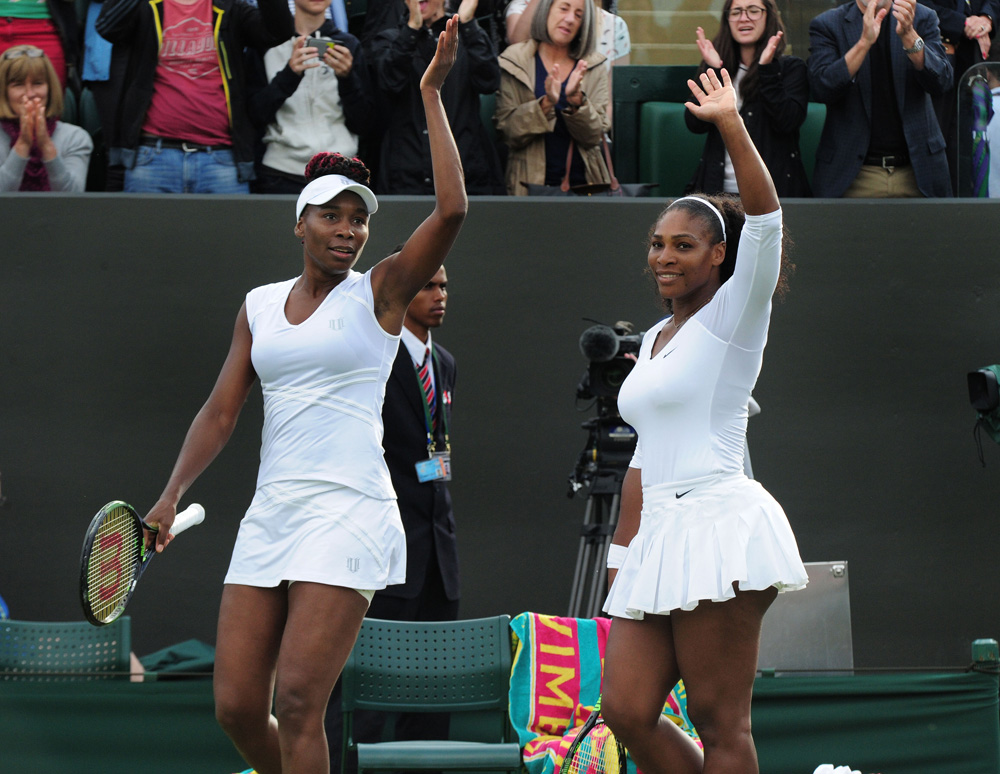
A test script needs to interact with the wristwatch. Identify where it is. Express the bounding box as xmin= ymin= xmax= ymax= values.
xmin=903 ymin=36 xmax=925 ymax=54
